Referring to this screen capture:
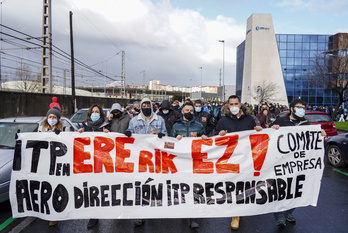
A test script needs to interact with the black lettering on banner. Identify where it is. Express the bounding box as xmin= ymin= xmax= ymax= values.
xmin=244 ymin=181 xmax=256 ymax=204
xmin=193 ymin=183 xmax=205 ymax=204
xmin=101 ymin=185 xmax=110 ymax=207
xmin=41 ymin=181 xmax=52 ymax=214
xmin=205 ymin=183 xmax=215 ymax=205
xmin=13 ymin=140 xmax=22 ymax=171
xmin=277 ymin=134 xmax=289 ymax=154
xmin=295 ymin=175 xmax=305 ymax=198
xmin=16 ymin=179 xmax=32 ymax=212
xmin=266 ymin=179 xmax=277 ymax=203
xmin=277 ymin=178 xmax=287 ymax=201
xmin=62 ymin=164 xmax=70 ymax=176
xmin=180 ymin=183 xmax=190 ymax=204
xmin=314 ymin=131 xmax=322 ymax=150
xmin=111 ymin=184 xmax=121 ymax=206
xmin=135 ymin=181 xmax=141 ymax=206
xmin=83 ymin=182 xmax=89 ymax=208
xmin=286 ymin=177 xmax=294 ymax=199
xmin=172 ymin=184 xmax=180 ymax=205
xmin=225 ymin=181 xmax=235 ymax=203
xmin=288 ymin=133 xmax=296 ymax=151
xmin=52 ymin=184 xmax=69 ymax=213
xmin=49 ymin=141 xmax=68 ymax=175
xmin=124 ymin=183 xmax=133 ymax=206
xmin=74 ymin=187 xmax=83 ymax=209
xmin=89 ymin=186 xmax=100 ymax=207
xmin=141 ymin=184 xmax=150 ymax=206
xmin=166 ymin=180 xmax=172 ymax=206
xmin=215 ymin=182 xmax=226 ymax=204
xmin=151 ymin=184 xmax=163 ymax=206
xmin=236 ymin=182 xmax=244 ymax=204
xmin=256 ymin=181 xmax=267 ymax=204
xmin=29 ymin=180 xmax=40 ymax=212
xmin=26 ymin=140 xmax=49 ymax=173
